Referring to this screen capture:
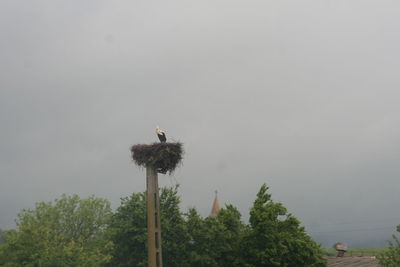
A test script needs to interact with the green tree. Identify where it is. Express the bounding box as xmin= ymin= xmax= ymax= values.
xmin=0 ymin=229 xmax=4 ymax=244
xmin=106 ymin=186 xmax=190 ymax=267
xmin=106 ymin=191 xmax=147 ymax=267
xmin=159 ymin=185 xmax=190 ymax=266
xmin=107 ymin=186 xmax=244 ymax=267
xmin=107 ymin=184 xmax=324 ymax=267
xmin=185 ymin=205 xmax=245 ymax=267
xmin=0 ymin=195 xmax=113 ymax=267
xmin=239 ymin=184 xmax=326 ymax=267
xmin=378 ymin=225 xmax=400 ymax=267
